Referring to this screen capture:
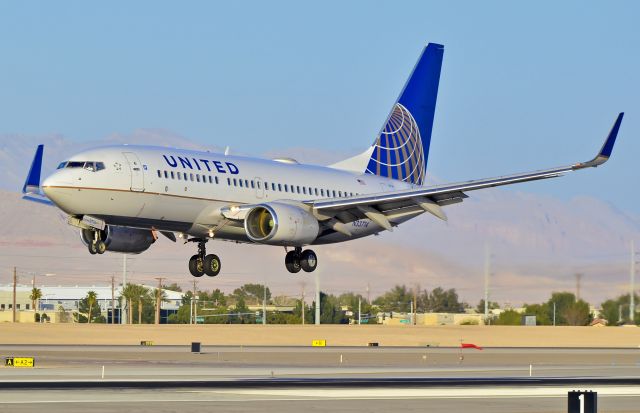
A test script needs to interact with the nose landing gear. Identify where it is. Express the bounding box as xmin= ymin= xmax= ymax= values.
xmin=285 ymin=247 xmax=318 ymax=273
xmin=188 ymin=239 xmax=221 ymax=277
xmin=86 ymin=230 xmax=106 ymax=255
